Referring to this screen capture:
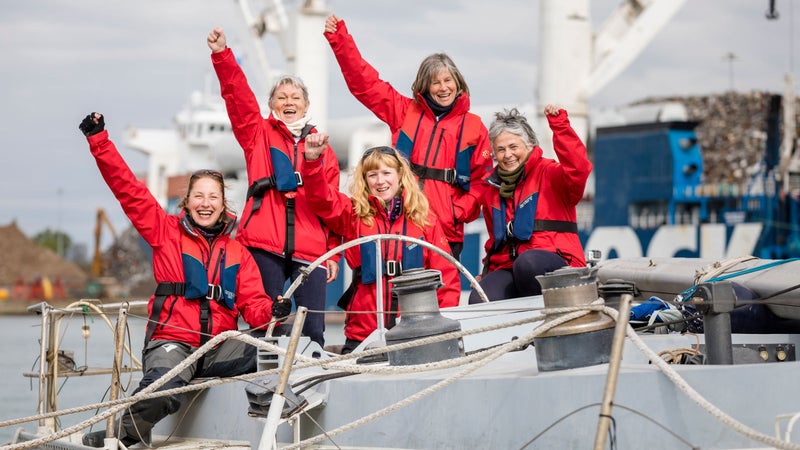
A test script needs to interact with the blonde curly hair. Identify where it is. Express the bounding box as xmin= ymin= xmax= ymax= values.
xmin=350 ymin=146 xmax=430 ymax=228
